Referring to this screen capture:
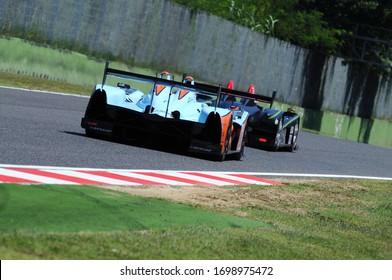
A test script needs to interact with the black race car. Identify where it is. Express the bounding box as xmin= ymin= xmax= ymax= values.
xmin=217 ymin=82 xmax=300 ymax=152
